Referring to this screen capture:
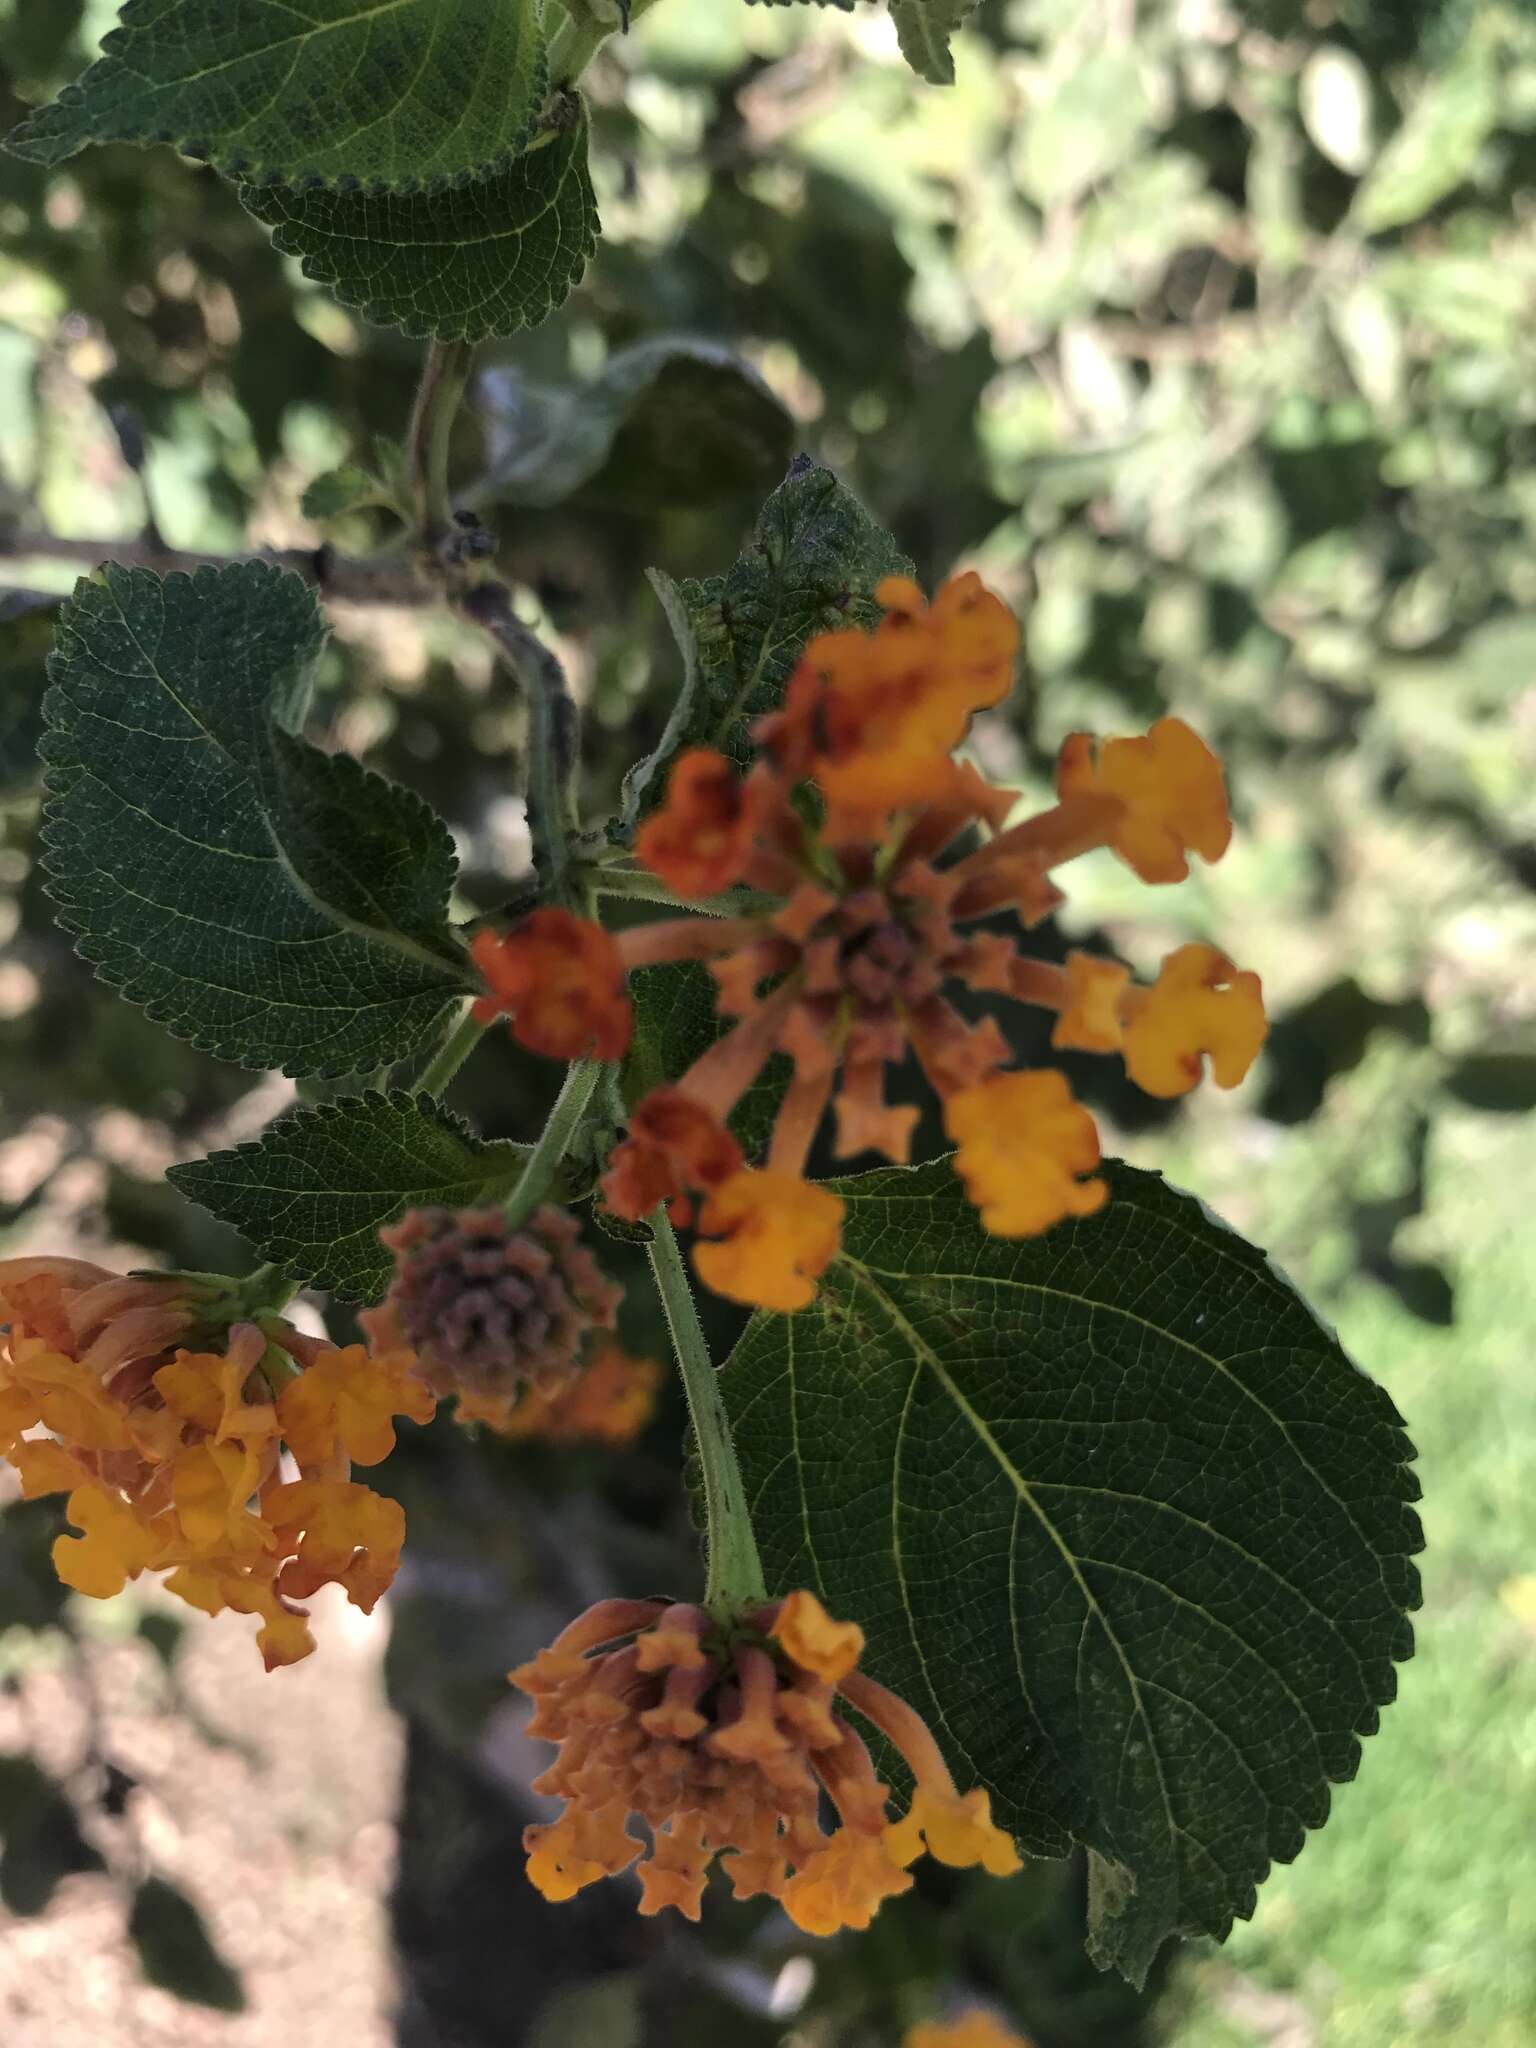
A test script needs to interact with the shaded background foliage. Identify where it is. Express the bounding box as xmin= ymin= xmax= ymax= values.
xmin=0 ymin=1 xmax=1533 ymax=2043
